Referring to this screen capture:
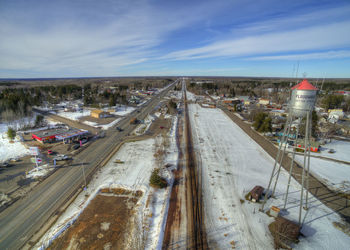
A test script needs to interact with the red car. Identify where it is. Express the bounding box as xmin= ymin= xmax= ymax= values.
xmin=47 ymin=150 xmax=53 ymax=155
